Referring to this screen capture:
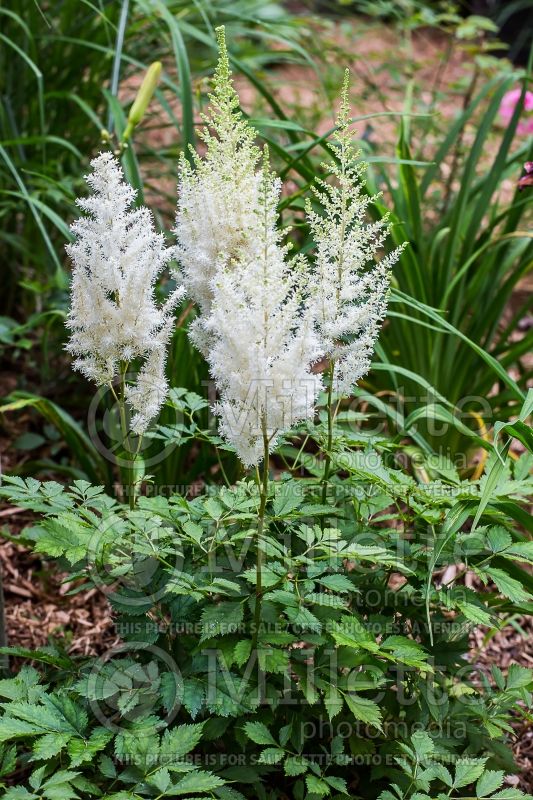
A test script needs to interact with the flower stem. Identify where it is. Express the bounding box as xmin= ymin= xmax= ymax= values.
xmin=321 ymin=361 xmax=335 ymax=509
xmin=118 ymin=365 xmax=136 ymax=510
xmin=252 ymin=416 xmax=270 ymax=650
